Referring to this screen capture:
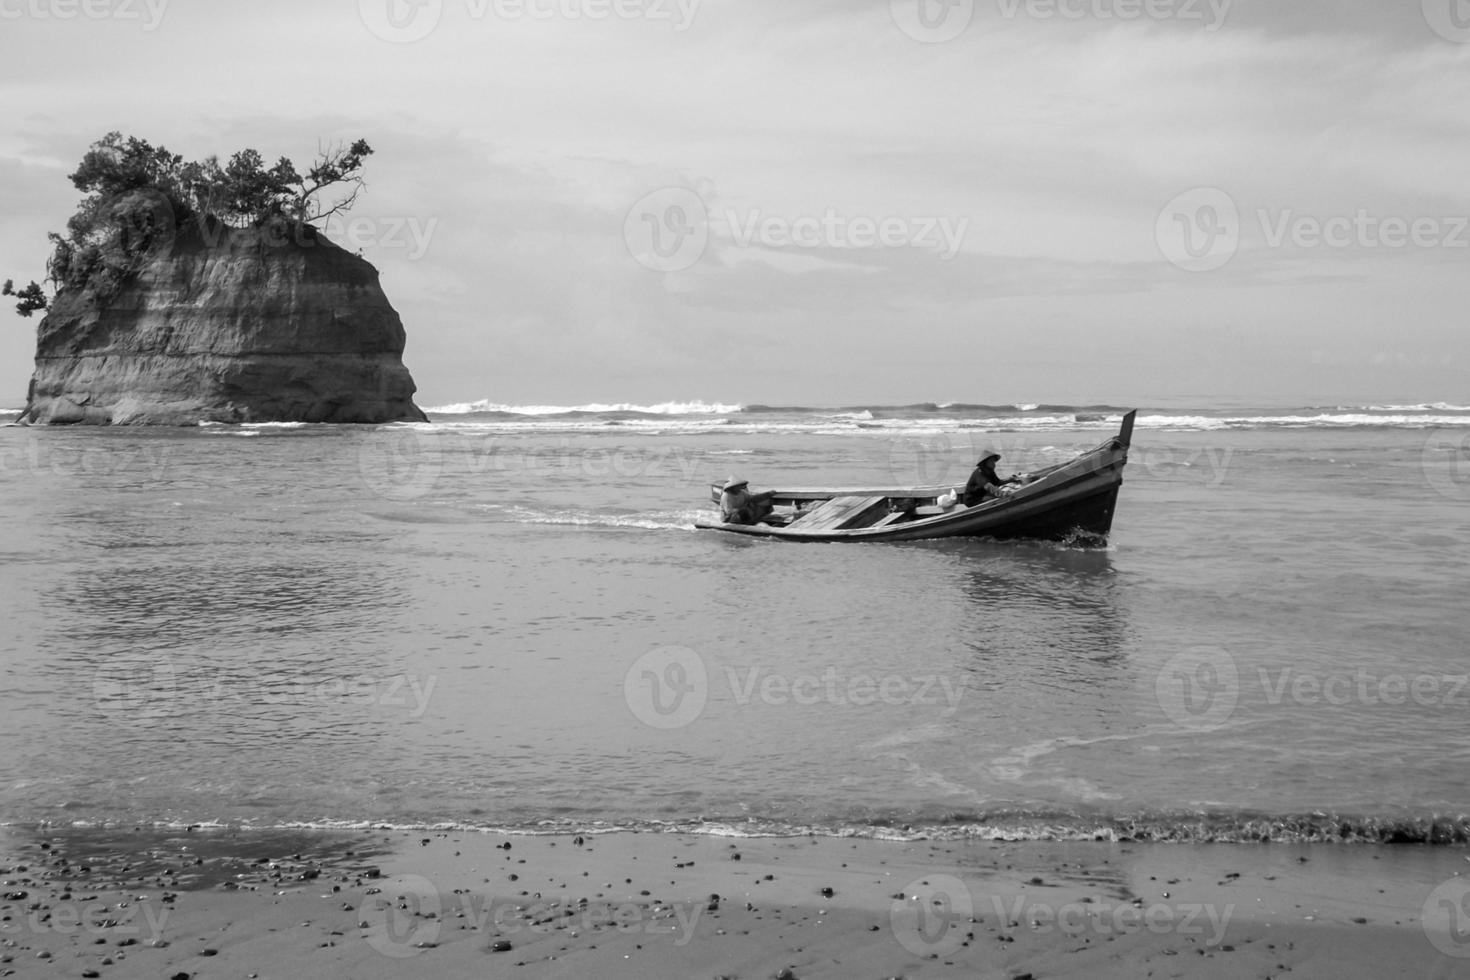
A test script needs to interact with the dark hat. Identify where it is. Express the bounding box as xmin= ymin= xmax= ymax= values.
xmin=722 ymin=478 xmax=749 ymax=492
